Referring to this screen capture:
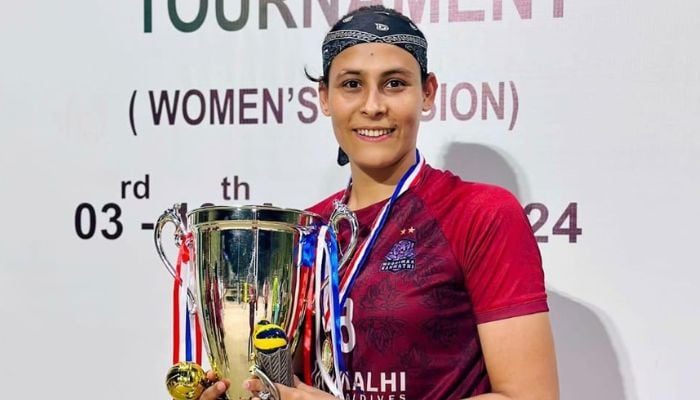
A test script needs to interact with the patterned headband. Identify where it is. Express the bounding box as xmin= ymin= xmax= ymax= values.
xmin=322 ymin=8 xmax=428 ymax=78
